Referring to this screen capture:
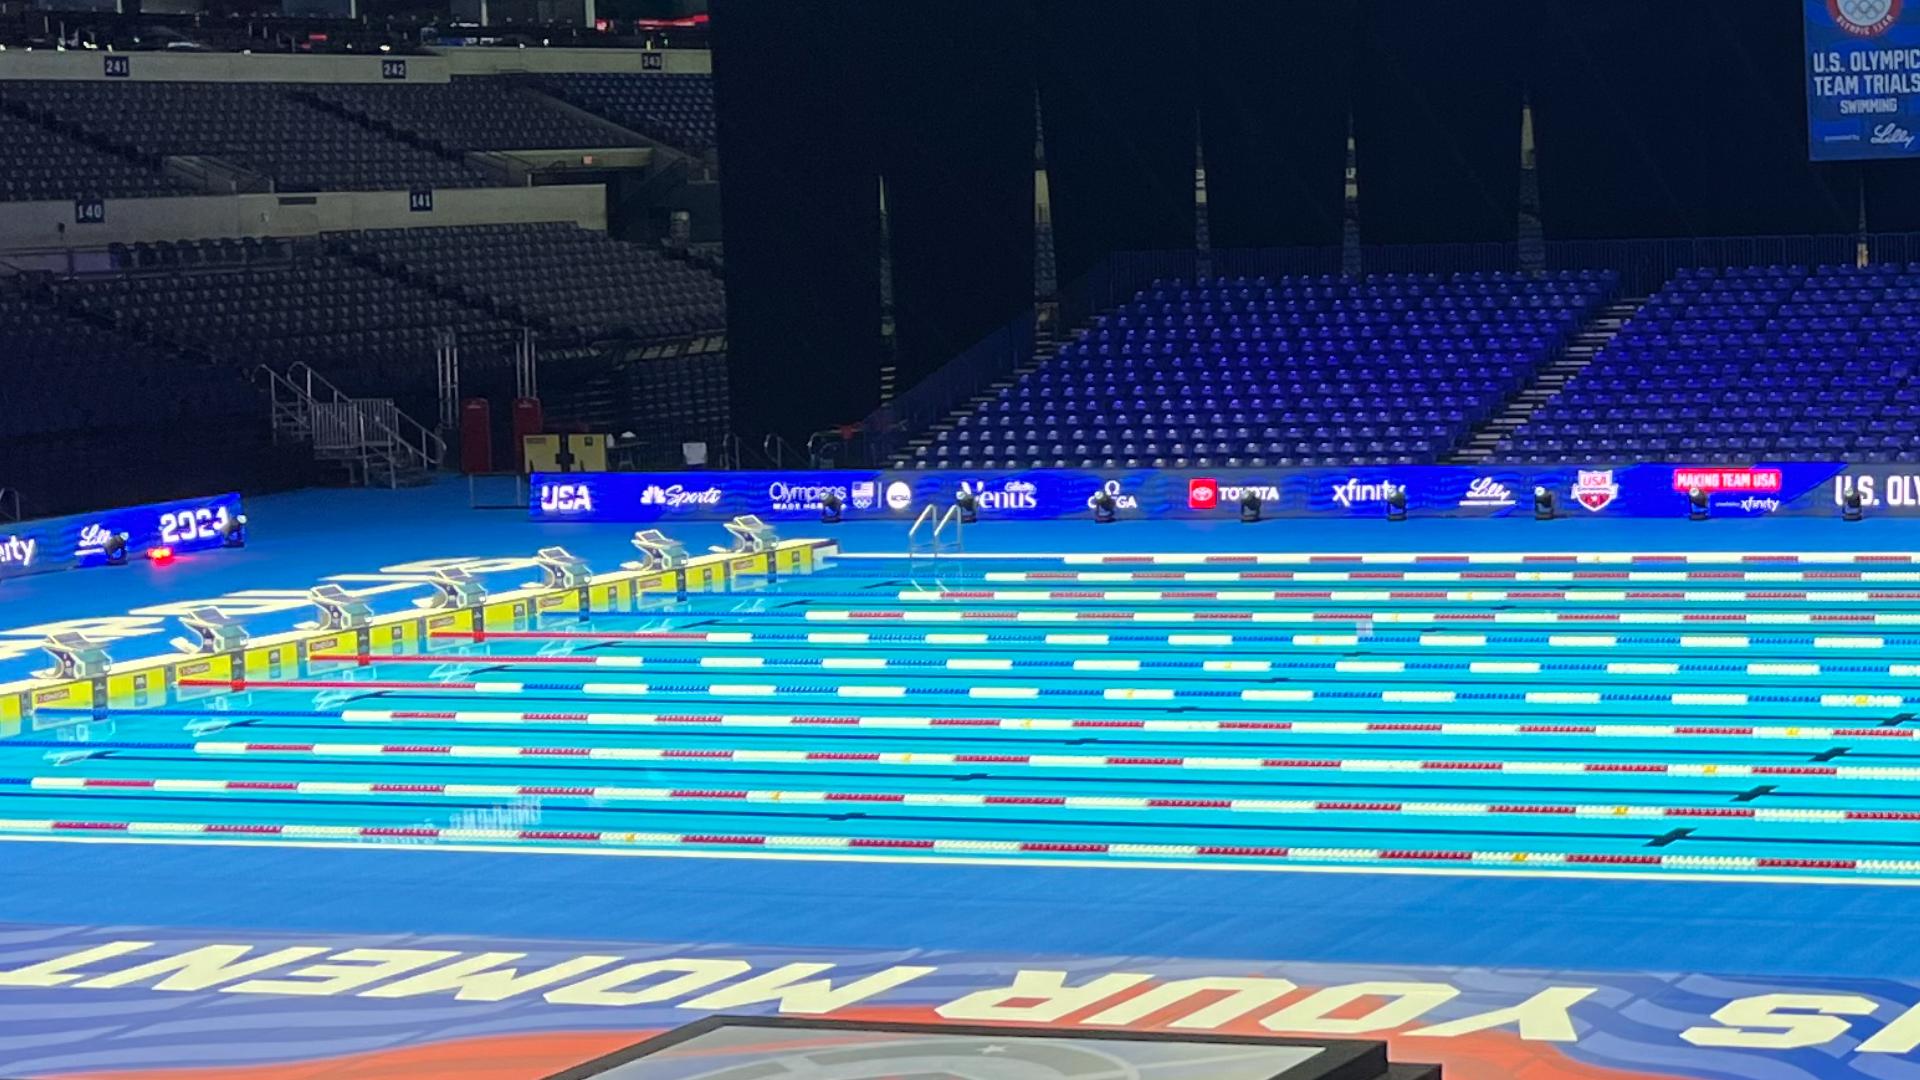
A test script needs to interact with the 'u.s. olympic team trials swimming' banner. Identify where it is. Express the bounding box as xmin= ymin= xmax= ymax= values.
xmin=529 ymin=463 xmax=1918 ymax=523
xmin=1806 ymin=0 xmax=1920 ymax=159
